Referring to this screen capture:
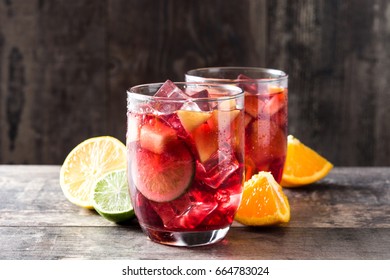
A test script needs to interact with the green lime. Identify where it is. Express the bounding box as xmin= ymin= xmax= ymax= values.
xmin=92 ymin=169 xmax=135 ymax=223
